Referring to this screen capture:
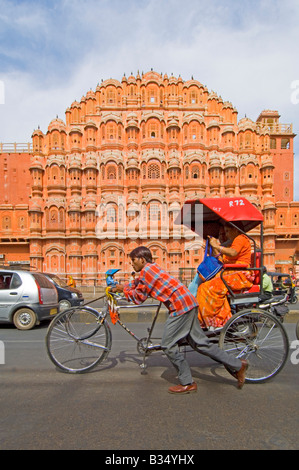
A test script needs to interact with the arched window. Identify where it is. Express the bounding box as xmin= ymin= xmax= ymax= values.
xmin=51 ymin=165 xmax=59 ymax=181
